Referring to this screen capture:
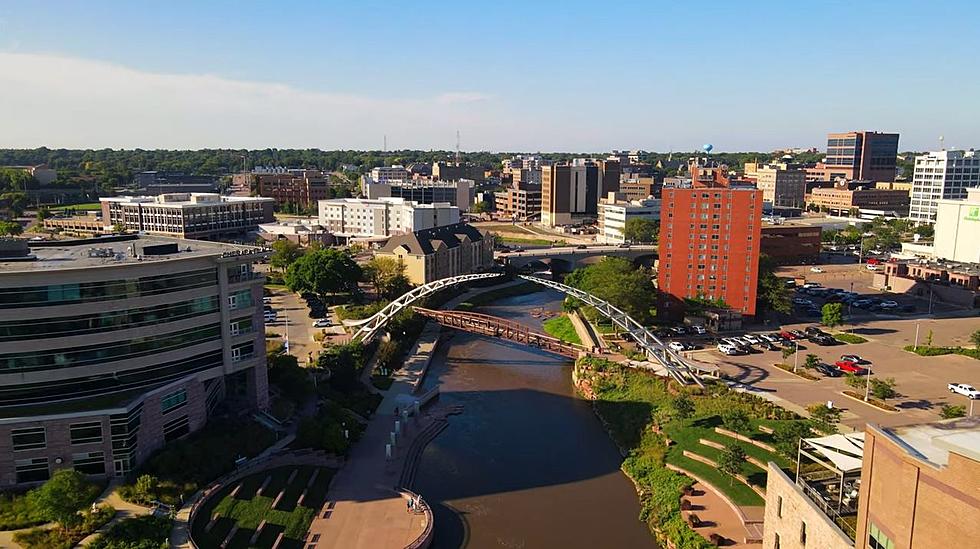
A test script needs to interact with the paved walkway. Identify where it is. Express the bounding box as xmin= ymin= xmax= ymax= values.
xmin=74 ymin=483 xmax=153 ymax=547
xmin=681 ymin=482 xmax=762 ymax=547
